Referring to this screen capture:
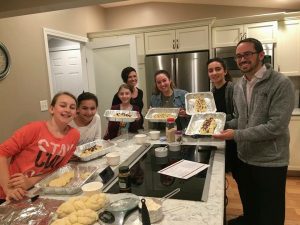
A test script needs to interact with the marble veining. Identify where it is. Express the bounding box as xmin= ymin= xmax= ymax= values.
xmin=42 ymin=136 xmax=225 ymax=225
